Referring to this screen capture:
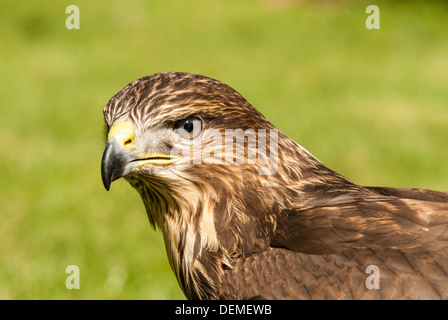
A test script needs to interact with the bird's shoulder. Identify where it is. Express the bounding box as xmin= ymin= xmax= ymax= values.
xmin=220 ymin=246 xmax=448 ymax=299
xmin=270 ymin=185 xmax=448 ymax=257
